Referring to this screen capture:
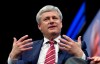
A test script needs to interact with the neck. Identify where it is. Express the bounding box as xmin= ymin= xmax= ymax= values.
xmin=44 ymin=33 xmax=60 ymax=40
